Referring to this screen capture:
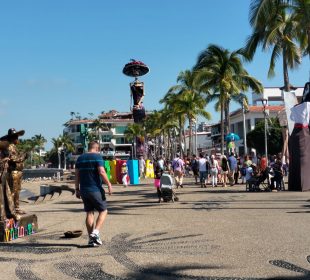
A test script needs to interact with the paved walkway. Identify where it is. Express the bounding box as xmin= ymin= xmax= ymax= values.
xmin=1 ymin=178 xmax=310 ymax=280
